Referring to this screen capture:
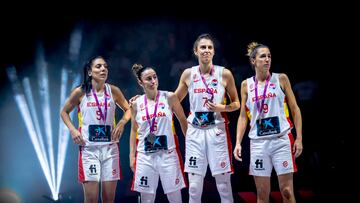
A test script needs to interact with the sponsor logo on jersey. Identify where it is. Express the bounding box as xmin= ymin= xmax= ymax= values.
xmin=193 ymin=74 xmax=200 ymax=82
xmin=254 ymin=159 xmax=265 ymax=170
xmin=139 ymin=176 xmax=149 ymax=187
xmin=188 ymin=156 xmax=198 ymax=168
xmin=89 ymin=164 xmax=98 ymax=175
